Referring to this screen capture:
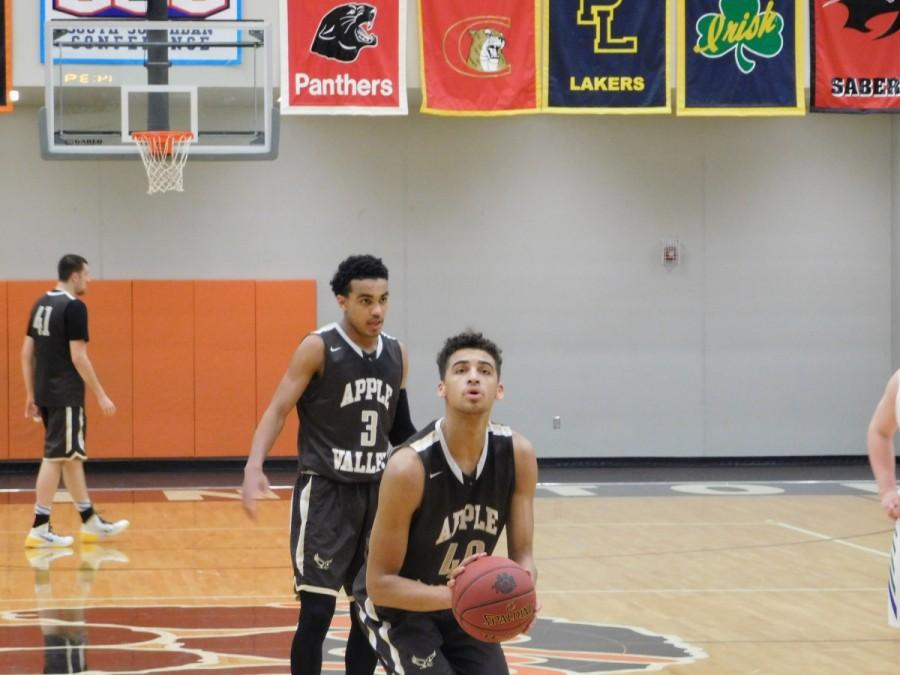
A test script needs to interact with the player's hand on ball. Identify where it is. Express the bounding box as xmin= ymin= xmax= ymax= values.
xmin=241 ymin=466 xmax=271 ymax=520
xmin=522 ymin=570 xmax=541 ymax=633
xmin=447 ymin=552 xmax=487 ymax=590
